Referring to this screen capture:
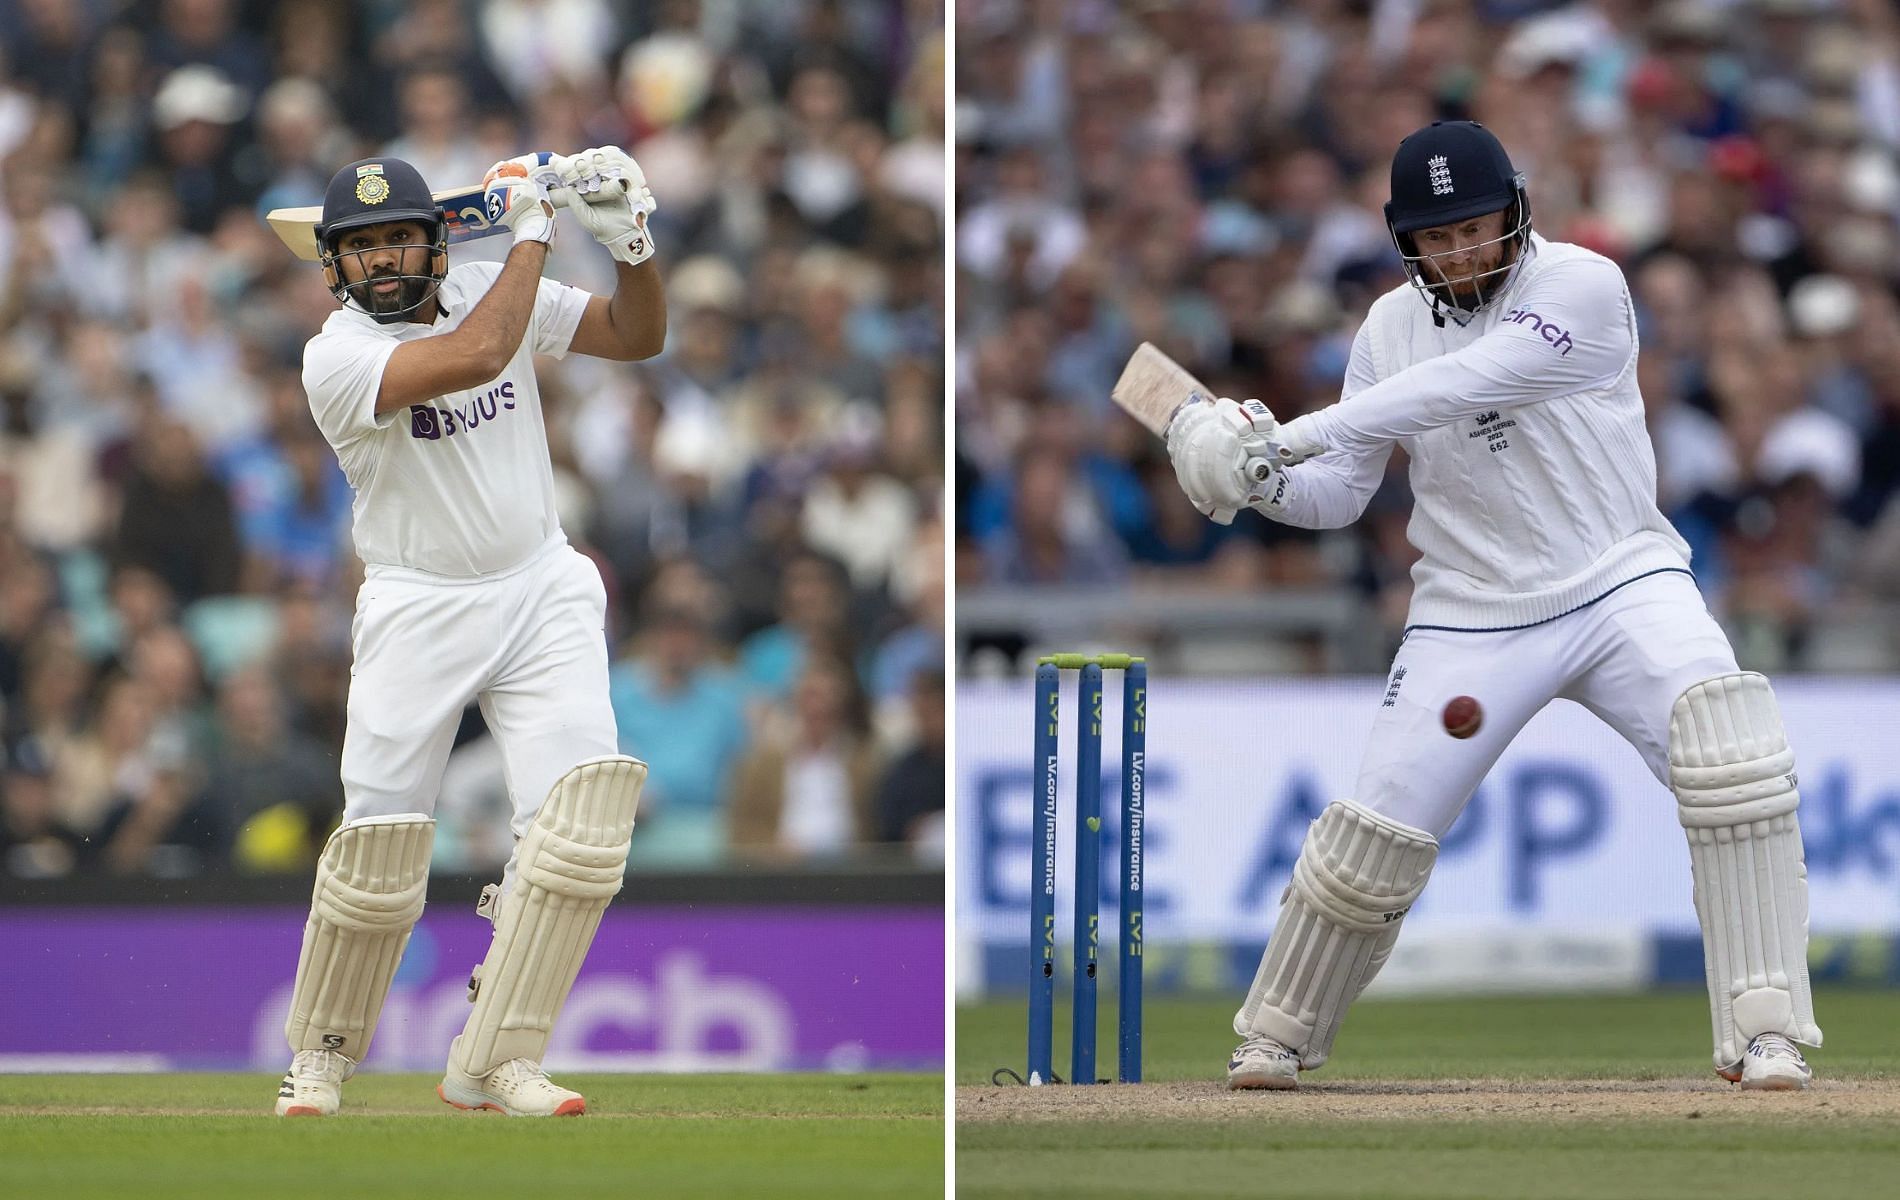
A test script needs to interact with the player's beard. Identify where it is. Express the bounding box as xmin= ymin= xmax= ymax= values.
xmin=359 ymin=271 xmax=431 ymax=317
xmin=1430 ymin=246 xmax=1507 ymax=309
